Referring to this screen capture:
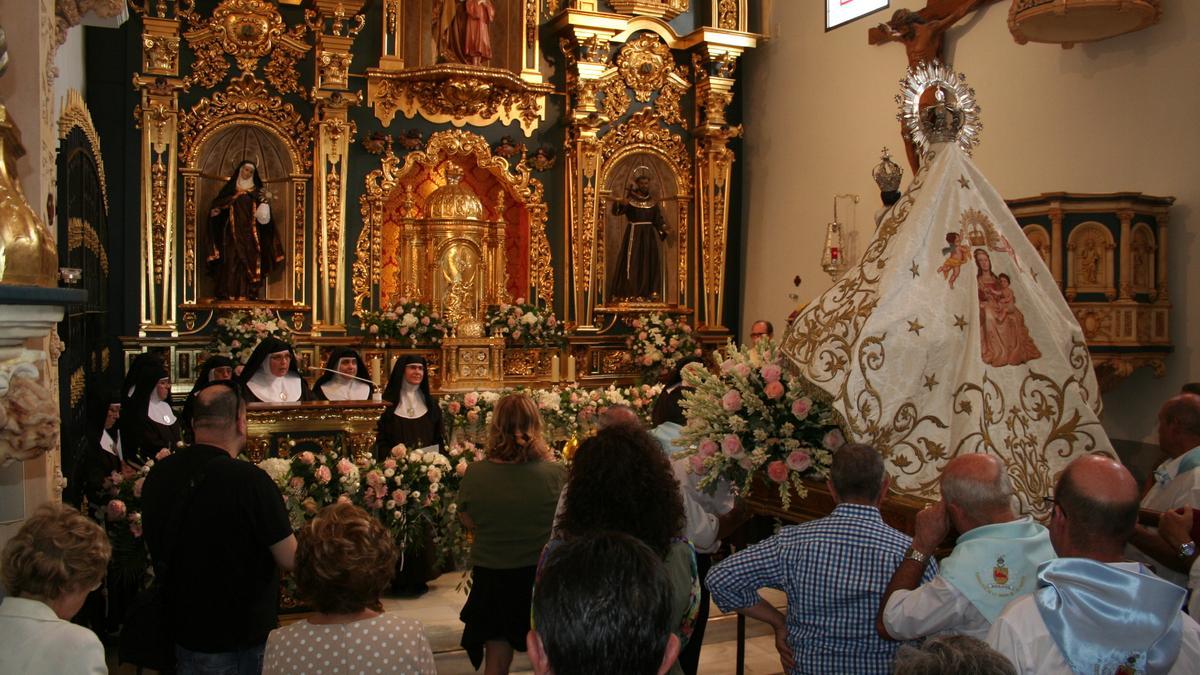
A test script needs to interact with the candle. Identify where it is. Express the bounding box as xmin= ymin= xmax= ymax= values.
xmin=566 ymin=355 xmax=576 ymax=382
xmin=551 ymin=354 xmax=561 ymax=383
xmin=370 ymin=355 xmax=383 ymax=388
